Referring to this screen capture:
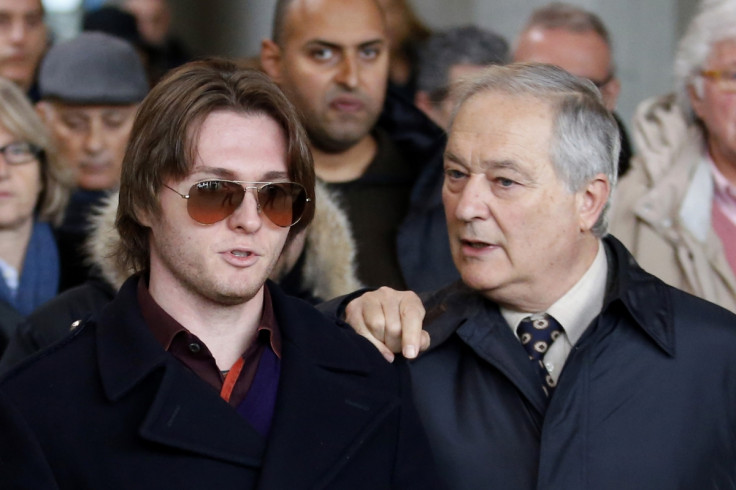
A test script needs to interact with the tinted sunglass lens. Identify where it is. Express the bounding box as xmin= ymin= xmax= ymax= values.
xmin=188 ymin=181 xmax=244 ymax=224
xmin=259 ymin=183 xmax=309 ymax=227
xmin=258 ymin=183 xmax=293 ymax=227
